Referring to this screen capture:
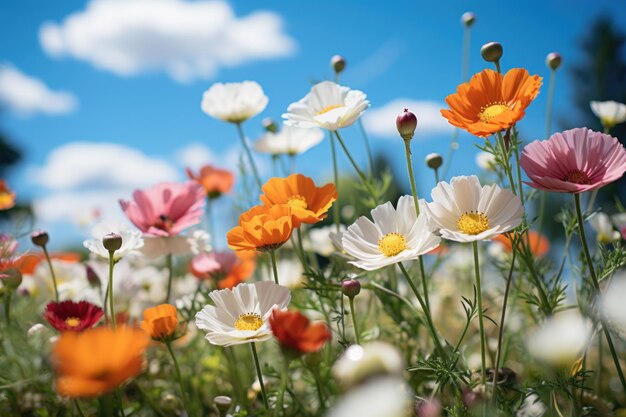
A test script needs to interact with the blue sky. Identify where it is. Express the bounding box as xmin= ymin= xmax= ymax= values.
xmin=1 ymin=0 xmax=624 ymax=248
